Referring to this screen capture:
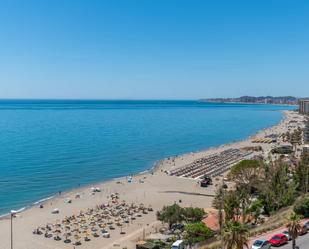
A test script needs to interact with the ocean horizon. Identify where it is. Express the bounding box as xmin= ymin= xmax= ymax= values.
xmin=0 ymin=100 xmax=295 ymax=215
